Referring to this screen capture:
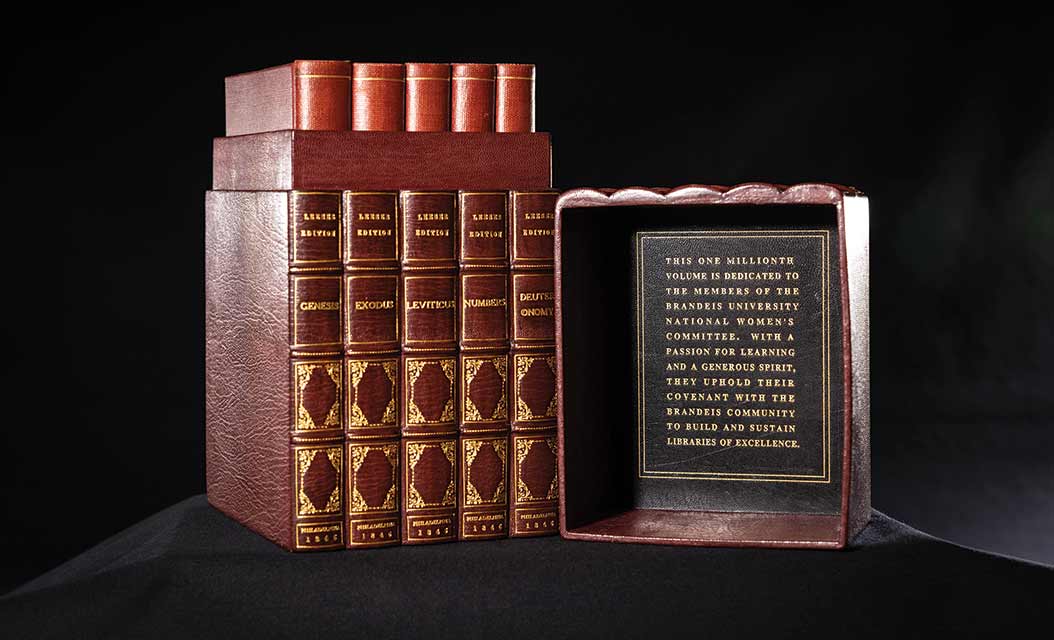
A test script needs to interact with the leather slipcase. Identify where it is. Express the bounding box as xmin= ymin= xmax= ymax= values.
xmin=213 ymin=130 xmax=551 ymax=191
xmin=555 ymin=184 xmax=870 ymax=549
